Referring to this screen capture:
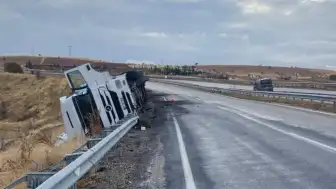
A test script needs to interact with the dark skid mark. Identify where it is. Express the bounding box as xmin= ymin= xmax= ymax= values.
xmin=147 ymin=92 xmax=170 ymax=97
xmin=152 ymin=100 xmax=200 ymax=106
